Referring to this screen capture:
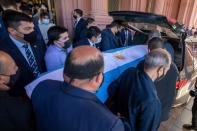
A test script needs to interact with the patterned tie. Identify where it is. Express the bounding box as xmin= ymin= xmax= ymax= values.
xmin=125 ymin=30 xmax=129 ymax=46
xmin=23 ymin=44 xmax=40 ymax=77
